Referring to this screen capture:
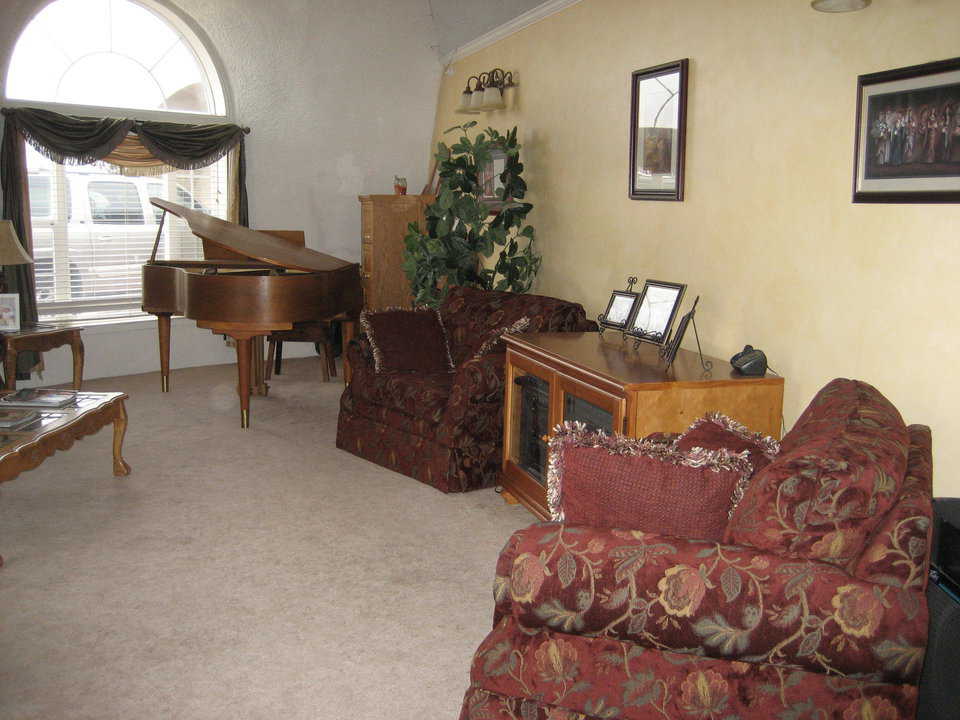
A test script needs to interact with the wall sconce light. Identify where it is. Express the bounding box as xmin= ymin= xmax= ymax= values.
xmin=456 ymin=68 xmax=516 ymax=114
xmin=811 ymin=0 xmax=870 ymax=11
